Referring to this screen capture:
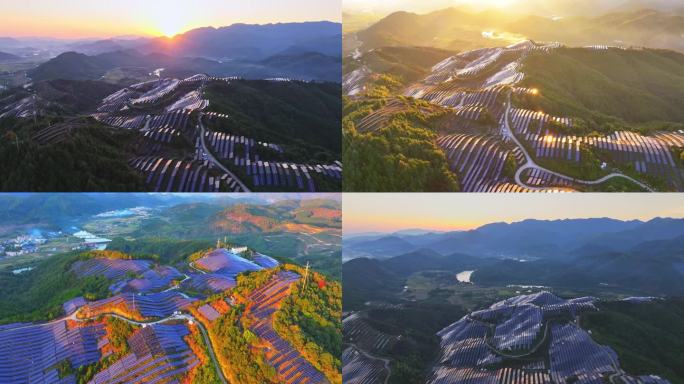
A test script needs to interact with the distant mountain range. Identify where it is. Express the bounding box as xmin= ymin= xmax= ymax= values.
xmin=491 ymin=0 xmax=684 ymax=17
xmin=7 ymin=22 xmax=342 ymax=82
xmin=30 ymin=48 xmax=341 ymax=83
xmin=65 ymin=22 xmax=342 ymax=60
xmin=344 ymin=0 xmax=684 ymax=19
xmin=144 ymin=22 xmax=341 ymax=60
xmin=344 ymin=217 xmax=684 ymax=295
xmin=0 ymin=194 xmax=165 ymax=224
xmin=0 ymin=51 xmax=20 ymax=61
xmin=351 ymin=7 xmax=684 ymax=53
xmin=345 ymin=218 xmax=684 ymax=260
xmin=4 ymin=21 xmax=341 ymax=58
xmin=0 ymin=194 xmax=280 ymax=226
